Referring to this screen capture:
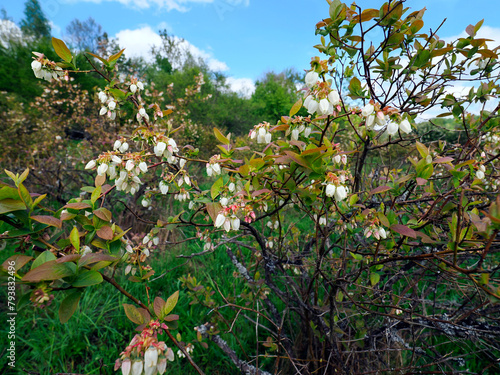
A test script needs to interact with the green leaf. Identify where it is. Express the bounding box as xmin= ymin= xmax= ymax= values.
xmin=210 ymin=176 xmax=224 ymax=200
xmin=91 ymin=186 xmax=101 ymax=206
xmin=108 ymin=48 xmax=125 ymax=63
xmin=31 ymin=250 xmax=56 ymax=270
xmin=86 ymin=52 xmax=108 ymax=66
xmin=162 ymin=290 xmax=179 ymax=317
xmin=289 ymin=98 xmax=303 ymax=117
xmin=93 ymin=207 xmax=112 ymax=222
xmin=52 ymin=37 xmax=73 ymax=63
xmin=18 ymin=184 xmax=33 ymax=210
xmin=123 ymin=303 xmax=145 ymax=325
xmin=32 ymin=193 xmax=47 ymax=208
xmin=18 ymin=168 xmax=29 ymax=185
xmin=213 ymin=128 xmax=230 ymax=145
xmin=72 ymin=270 xmax=103 ymax=287
xmin=0 ymin=199 xmax=26 ymax=214
xmin=415 ymin=141 xmax=428 ymax=158
xmin=70 ymin=226 xmax=80 ymax=252
xmin=59 ymin=290 xmax=82 ymax=323
xmin=370 ymin=272 xmax=381 ymax=286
